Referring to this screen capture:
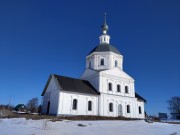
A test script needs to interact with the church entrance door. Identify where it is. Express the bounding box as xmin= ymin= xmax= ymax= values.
xmin=46 ymin=101 xmax=50 ymax=114
xmin=118 ymin=104 xmax=123 ymax=116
